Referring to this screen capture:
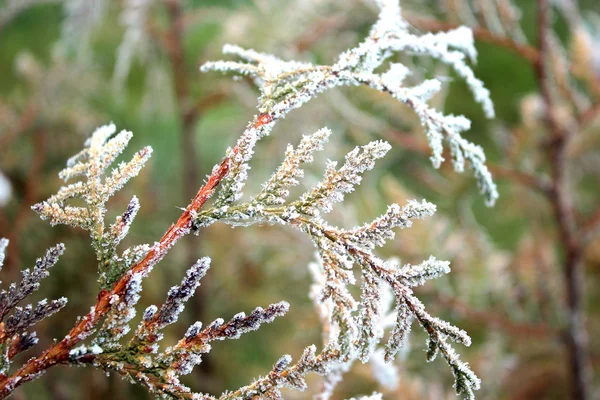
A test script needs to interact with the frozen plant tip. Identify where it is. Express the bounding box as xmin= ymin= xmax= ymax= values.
xmin=31 ymin=123 xmax=153 ymax=288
